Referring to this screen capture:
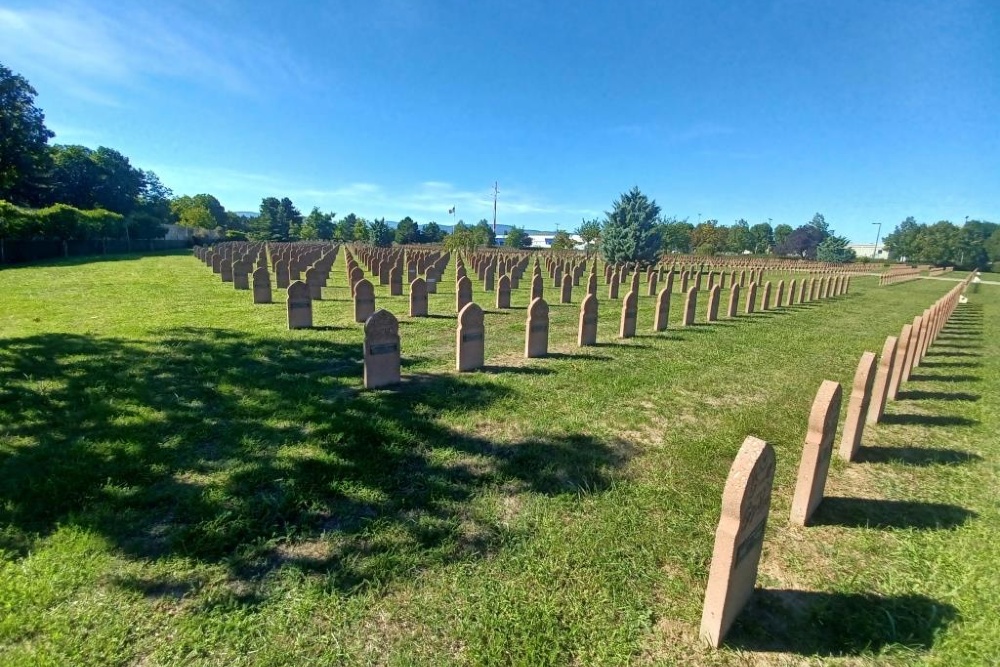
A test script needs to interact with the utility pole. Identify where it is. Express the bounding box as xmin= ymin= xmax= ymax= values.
xmin=492 ymin=181 xmax=499 ymax=236
xmin=872 ymin=222 xmax=882 ymax=259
